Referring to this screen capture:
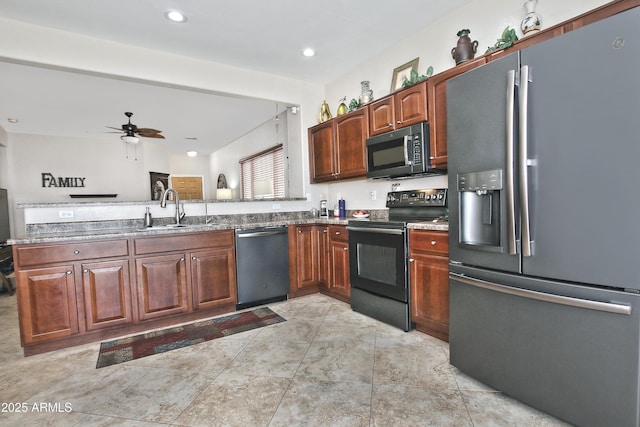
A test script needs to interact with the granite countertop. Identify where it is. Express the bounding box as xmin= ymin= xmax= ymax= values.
xmin=9 ymin=217 xmax=448 ymax=245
